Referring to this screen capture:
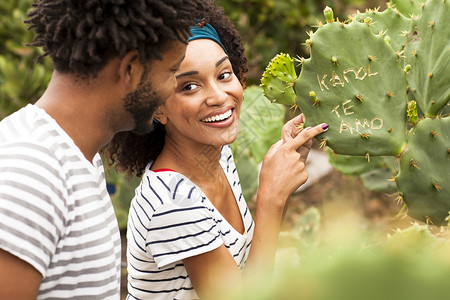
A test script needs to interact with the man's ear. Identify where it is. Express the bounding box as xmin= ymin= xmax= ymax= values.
xmin=154 ymin=107 xmax=168 ymax=125
xmin=118 ymin=50 xmax=141 ymax=88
